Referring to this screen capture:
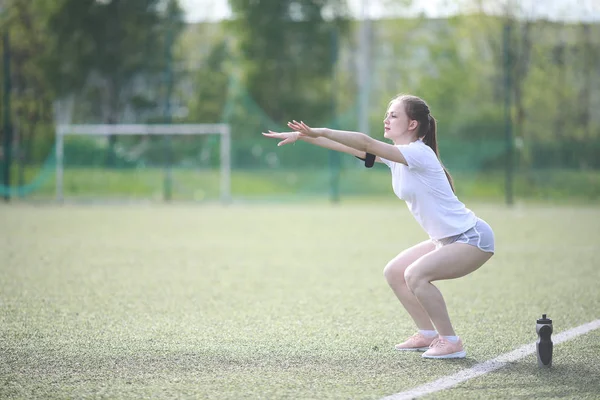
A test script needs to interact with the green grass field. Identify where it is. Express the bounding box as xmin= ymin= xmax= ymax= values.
xmin=1 ymin=202 xmax=600 ymax=399
xmin=7 ymin=165 xmax=600 ymax=204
